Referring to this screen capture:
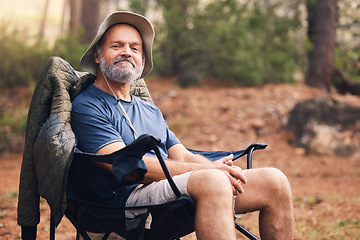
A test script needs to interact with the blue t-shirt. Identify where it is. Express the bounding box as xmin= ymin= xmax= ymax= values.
xmin=71 ymin=84 xmax=180 ymax=158
xmin=70 ymin=84 xmax=180 ymax=205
